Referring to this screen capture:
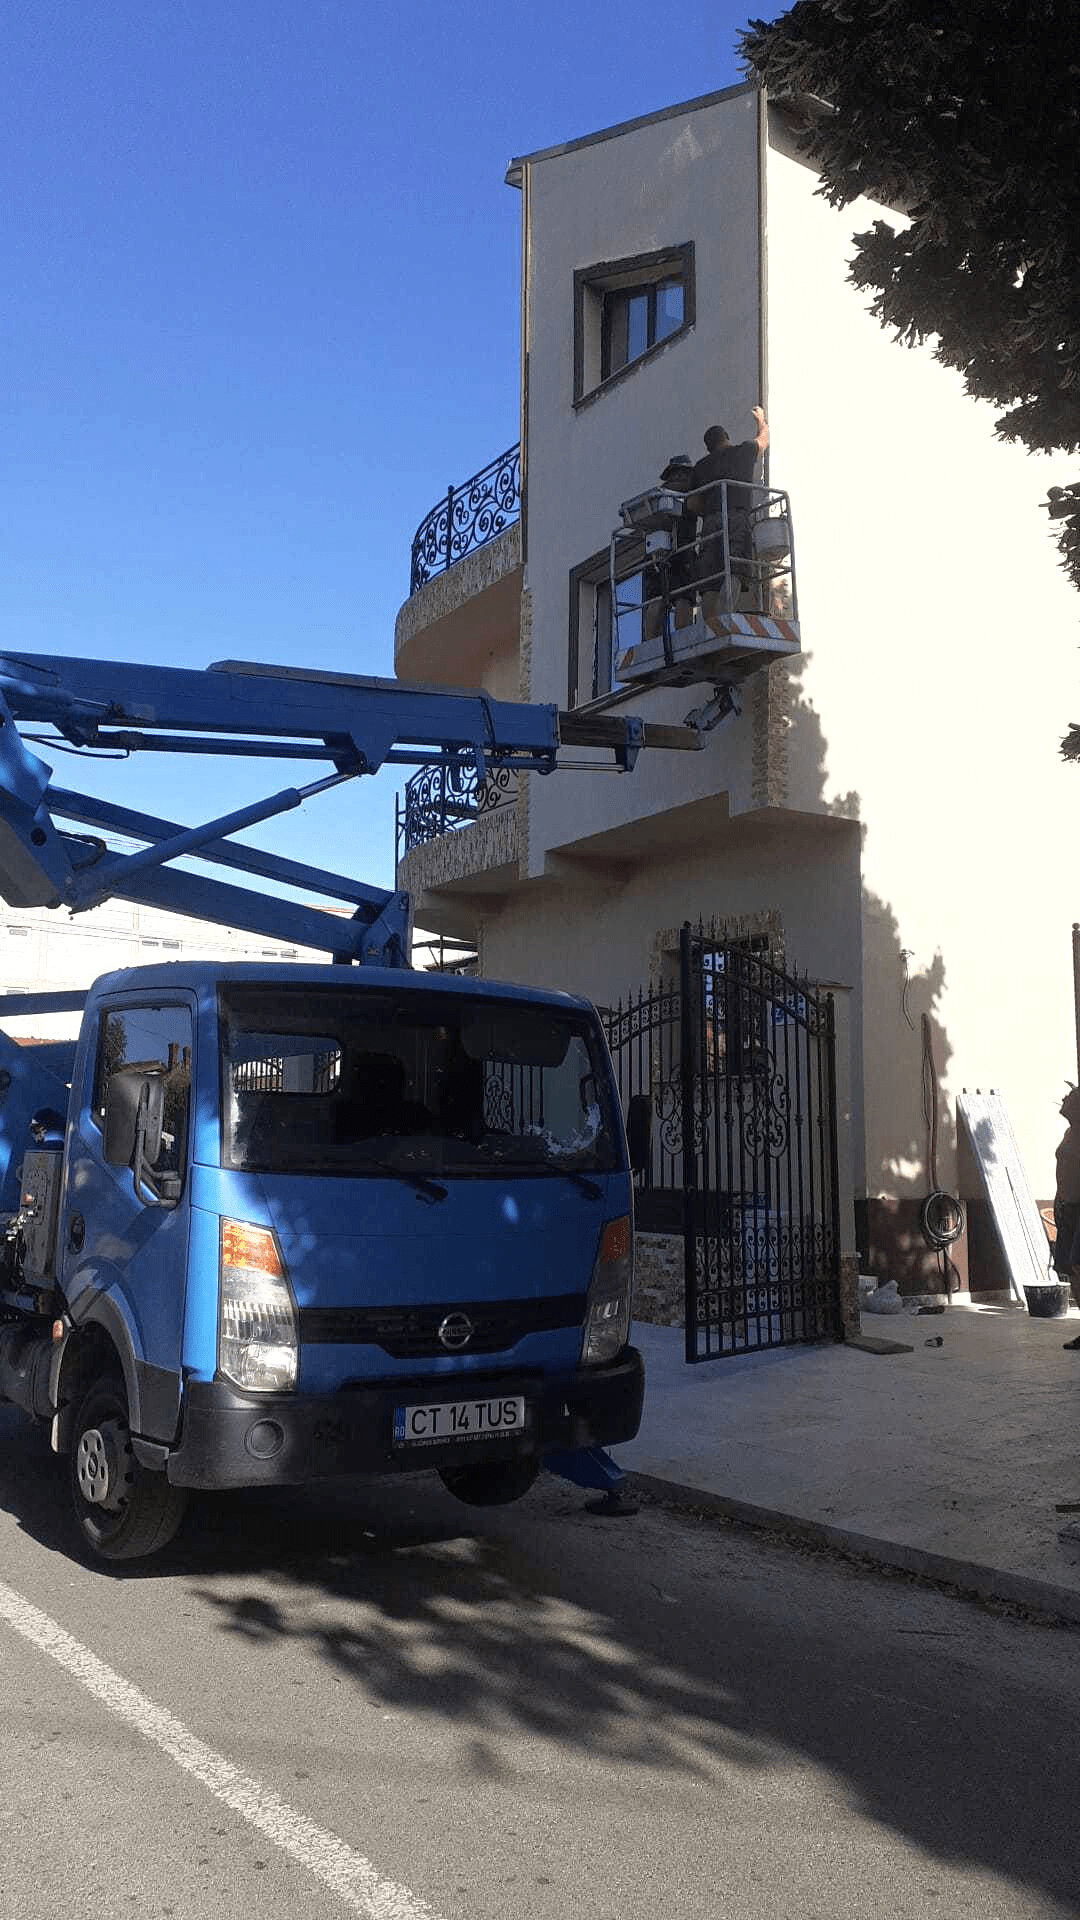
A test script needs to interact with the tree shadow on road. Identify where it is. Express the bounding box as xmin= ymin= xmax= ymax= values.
xmin=2 ymin=1409 xmax=1073 ymax=1913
